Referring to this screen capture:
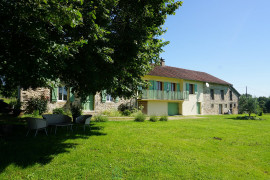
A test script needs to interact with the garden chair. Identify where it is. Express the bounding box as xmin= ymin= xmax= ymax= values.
xmin=26 ymin=118 xmax=48 ymax=137
xmin=75 ymin=115 xmax=92 ymax=132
